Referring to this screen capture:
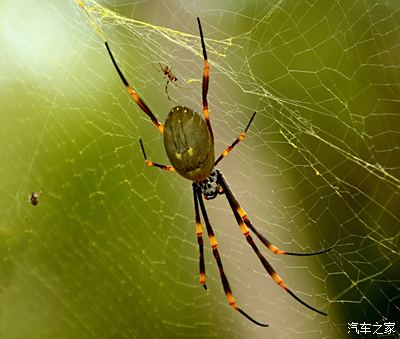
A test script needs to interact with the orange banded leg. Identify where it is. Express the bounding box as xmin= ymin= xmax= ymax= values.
xmin=192 ymin=184 xmax=207 ymax=289
xmin=217 ymin=172 xmax=328 ymax=316
xmin=218 ymin=172 xmax=332 ymax=256
xmin=195 ymin=186 xmax=268 ymax=327
xmin=197 ymin=17 xmax=213 ymax=140
xmin=139 ymin=139 xmax=175 ymax=172
xmin=215 ymin=112 xmax=257 ymax=166
xmin=105 ymin=42 xmax=164 ymax=134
